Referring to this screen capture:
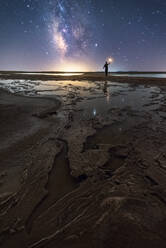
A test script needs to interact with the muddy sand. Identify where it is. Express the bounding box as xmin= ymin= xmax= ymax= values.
xmin=0 ymin=74 xmax=166 ymax=248
xmin=1 ymin=71 xmax=166 ymax=86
